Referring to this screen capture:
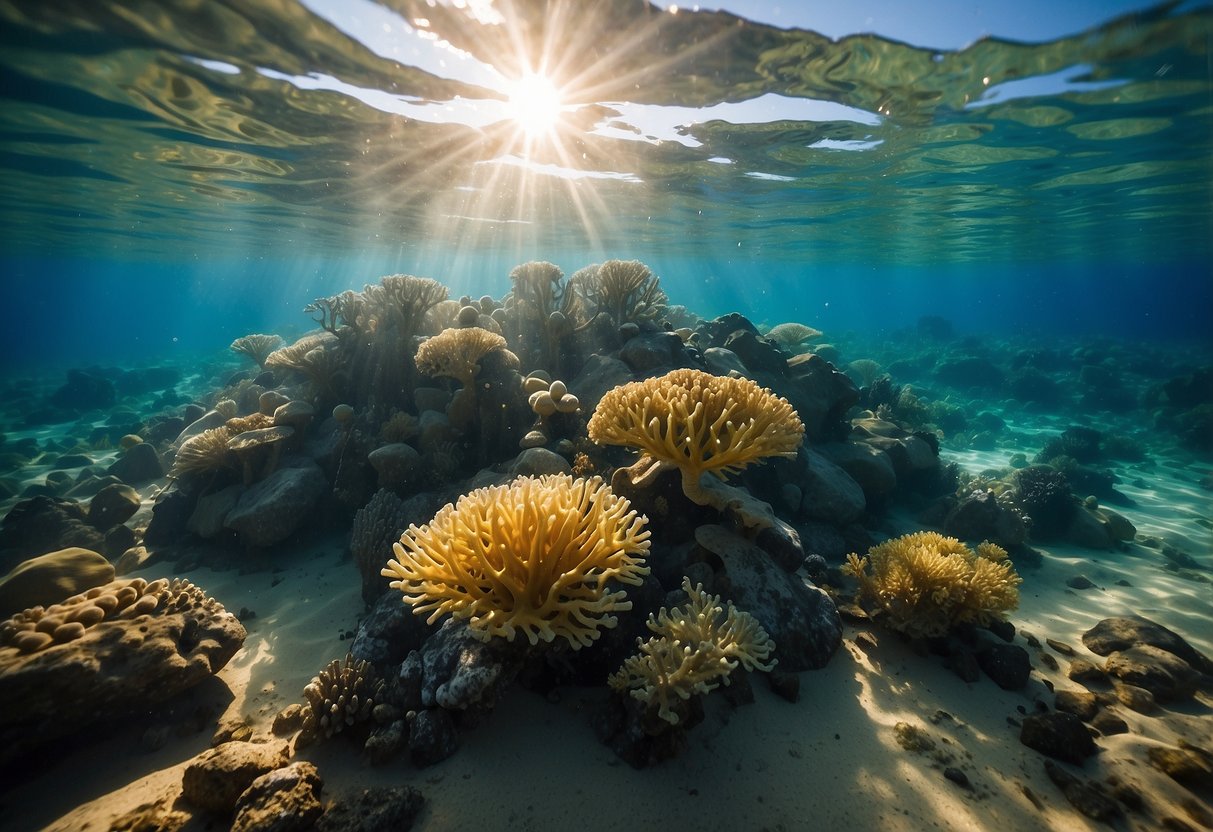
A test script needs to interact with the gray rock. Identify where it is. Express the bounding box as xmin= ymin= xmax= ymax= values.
xmin=1082 ymin=615 xmax=1213 ymax=674
xmin=1064 ymin=505 xmax=1114 ymax=550
xmin=106 ymin=442 xmax=164 ymax=485
xmin=1019 ymin=712 xmax=1097 ymax=765
xmin=85 ymin=483 xmax=141 ymax=530
xmin=350 ymin=591 xmax=430 ymax=666
xmin=225 ymin=463 xmax=327 ymax=547
xmin=365 ymin=719 xmax=407 ymax=766
xmin=419 ymin=618 xmax=528 ymax=711
xmin=232 ymin=761 xmax=324 ymax=832
xmin=1043 ymin=759 xmax=1122 ymax=823
xmin=182 ymin=740 xmax=290 ymax=815
xmin=508 ymin=447 xmax=571 ymax=477
xmin=784 ymin=353 xmax=860 ymax=442
xmin=408 ymin=708 xmax=458 ymax=767
xmin=816 ymin=441 xmax=897 ymax=499
xmin=619 ymin=331 xmax=686 ymax=373
xmin=1104 ymin=644 xmax=1200 ymax=701
xmin=569 ymin=354 xmax=633 ymax=413
xmin=695 ymin=524 xmax=841 ymax=672
xmin=798 ymin=449 xmax=865 ymax=524
xmin=187 ymin=484 xmax=244 ymax=539
xmin=976 ymin=643 xmax=1031 ymax=690
xmin=368 ymin=443 xmax=421 ymax=488
xmin=944 ymin=489 xmax=1027 ymax=548
xmin=701 ymin=347 xmax=748 ymax=377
